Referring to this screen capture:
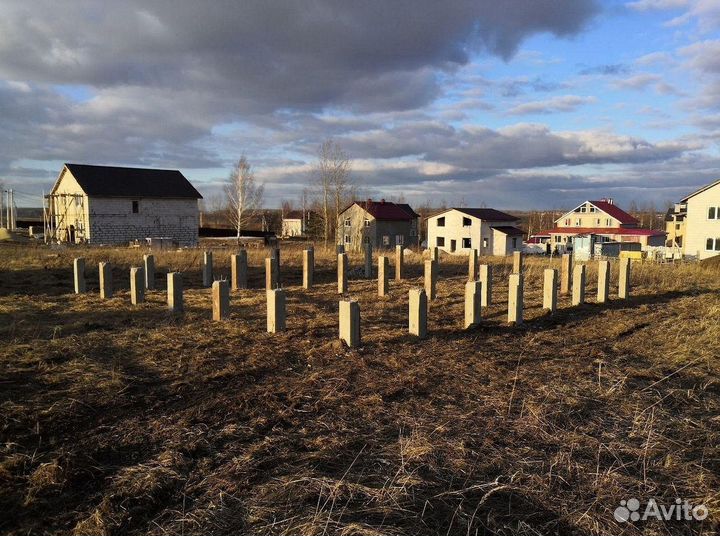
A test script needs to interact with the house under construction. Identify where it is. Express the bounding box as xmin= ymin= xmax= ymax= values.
xmin=45 ymin=163 xmax=203 ymax=246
